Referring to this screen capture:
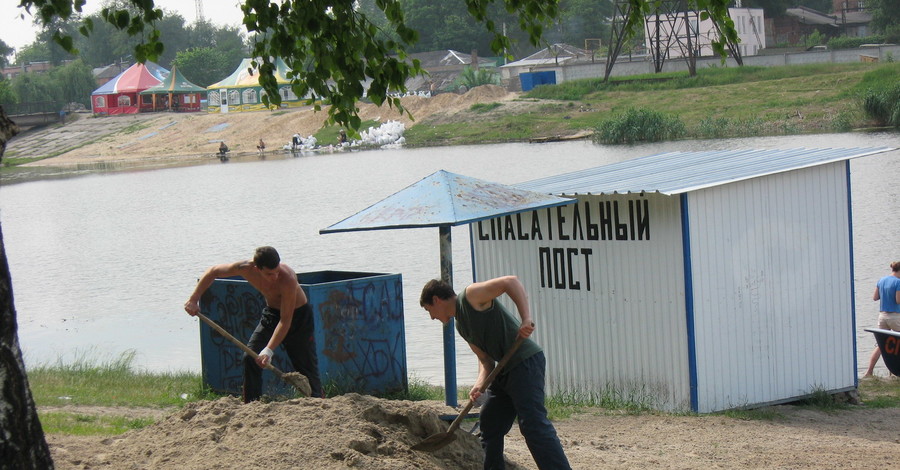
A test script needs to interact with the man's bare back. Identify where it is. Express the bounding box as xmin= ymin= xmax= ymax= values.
xmin=235 ymin=261 xmax=308 ymax=310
